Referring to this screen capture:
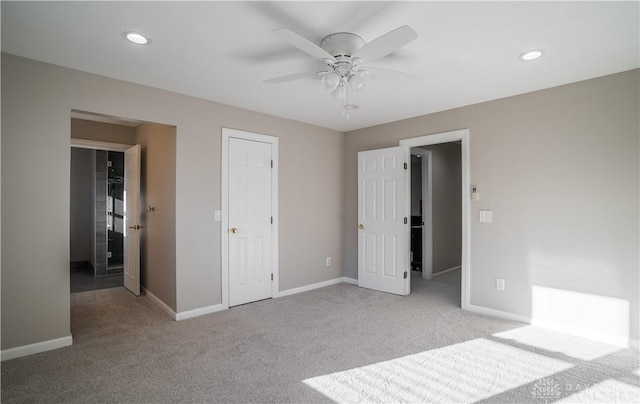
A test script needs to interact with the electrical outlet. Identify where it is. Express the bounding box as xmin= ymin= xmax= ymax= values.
xmin=496 ymin=278 xmax=505 ymax=291
xmin=325 ymin=257 xmax=331 ymax=267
